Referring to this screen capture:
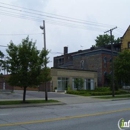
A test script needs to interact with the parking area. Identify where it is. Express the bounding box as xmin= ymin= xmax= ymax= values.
xmin=0 ymin=90 xmax=108 ymax=104
xmin=0 ymin=90 xmax=75 ymax=100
